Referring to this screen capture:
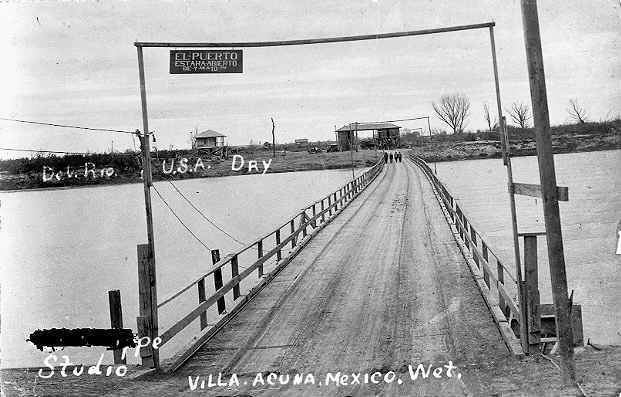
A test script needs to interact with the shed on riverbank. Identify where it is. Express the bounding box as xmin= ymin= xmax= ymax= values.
xmin=335 ymin=122 xmax=401 ymax=151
